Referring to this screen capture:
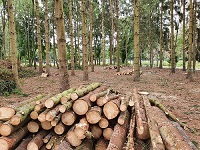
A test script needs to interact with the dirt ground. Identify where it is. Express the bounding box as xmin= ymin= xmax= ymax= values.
xmin=1 ymin=66 xmax=200 ymax=148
